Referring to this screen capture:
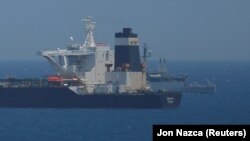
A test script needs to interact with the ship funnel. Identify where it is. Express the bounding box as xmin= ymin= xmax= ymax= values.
xmin=114 ymin=28 xmax=142 ymax=71
xmin=81 ymin=16 xmax=96 ymax=48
